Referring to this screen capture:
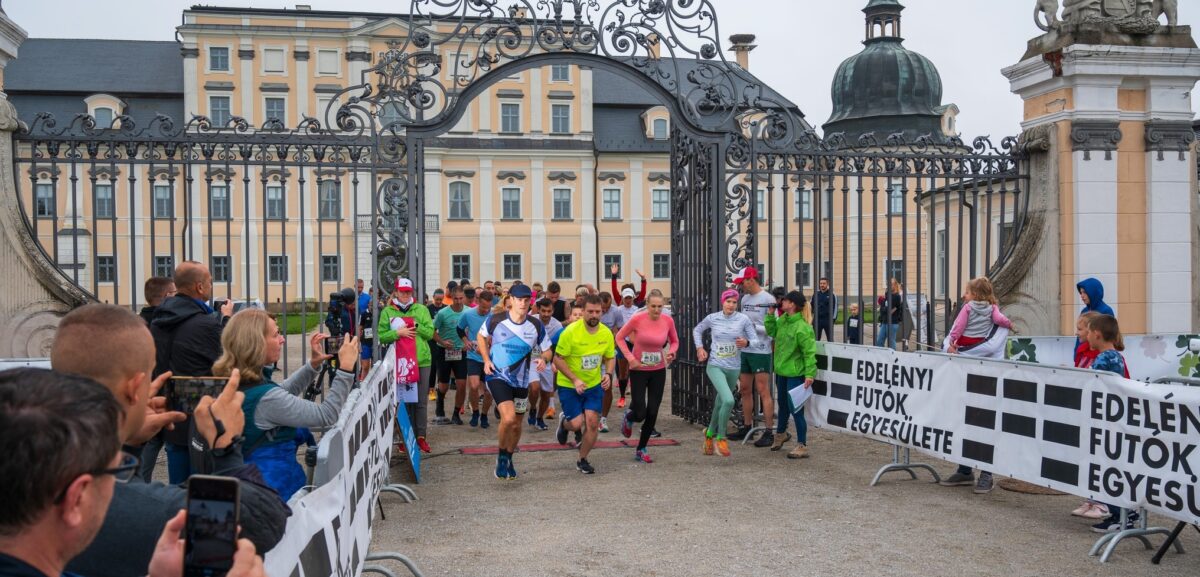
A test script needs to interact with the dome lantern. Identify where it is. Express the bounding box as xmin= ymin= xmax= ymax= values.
xmin=864 ymin=0 xmax=904 ymax=42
